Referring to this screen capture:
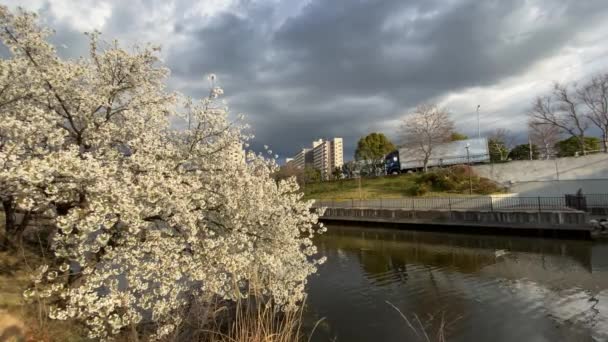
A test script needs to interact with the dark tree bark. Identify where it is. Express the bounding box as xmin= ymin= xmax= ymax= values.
xmin=1 ymin=196 xmax=33 ymax=249
xmin=1 ymin=197 xmax=15 ymax=249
